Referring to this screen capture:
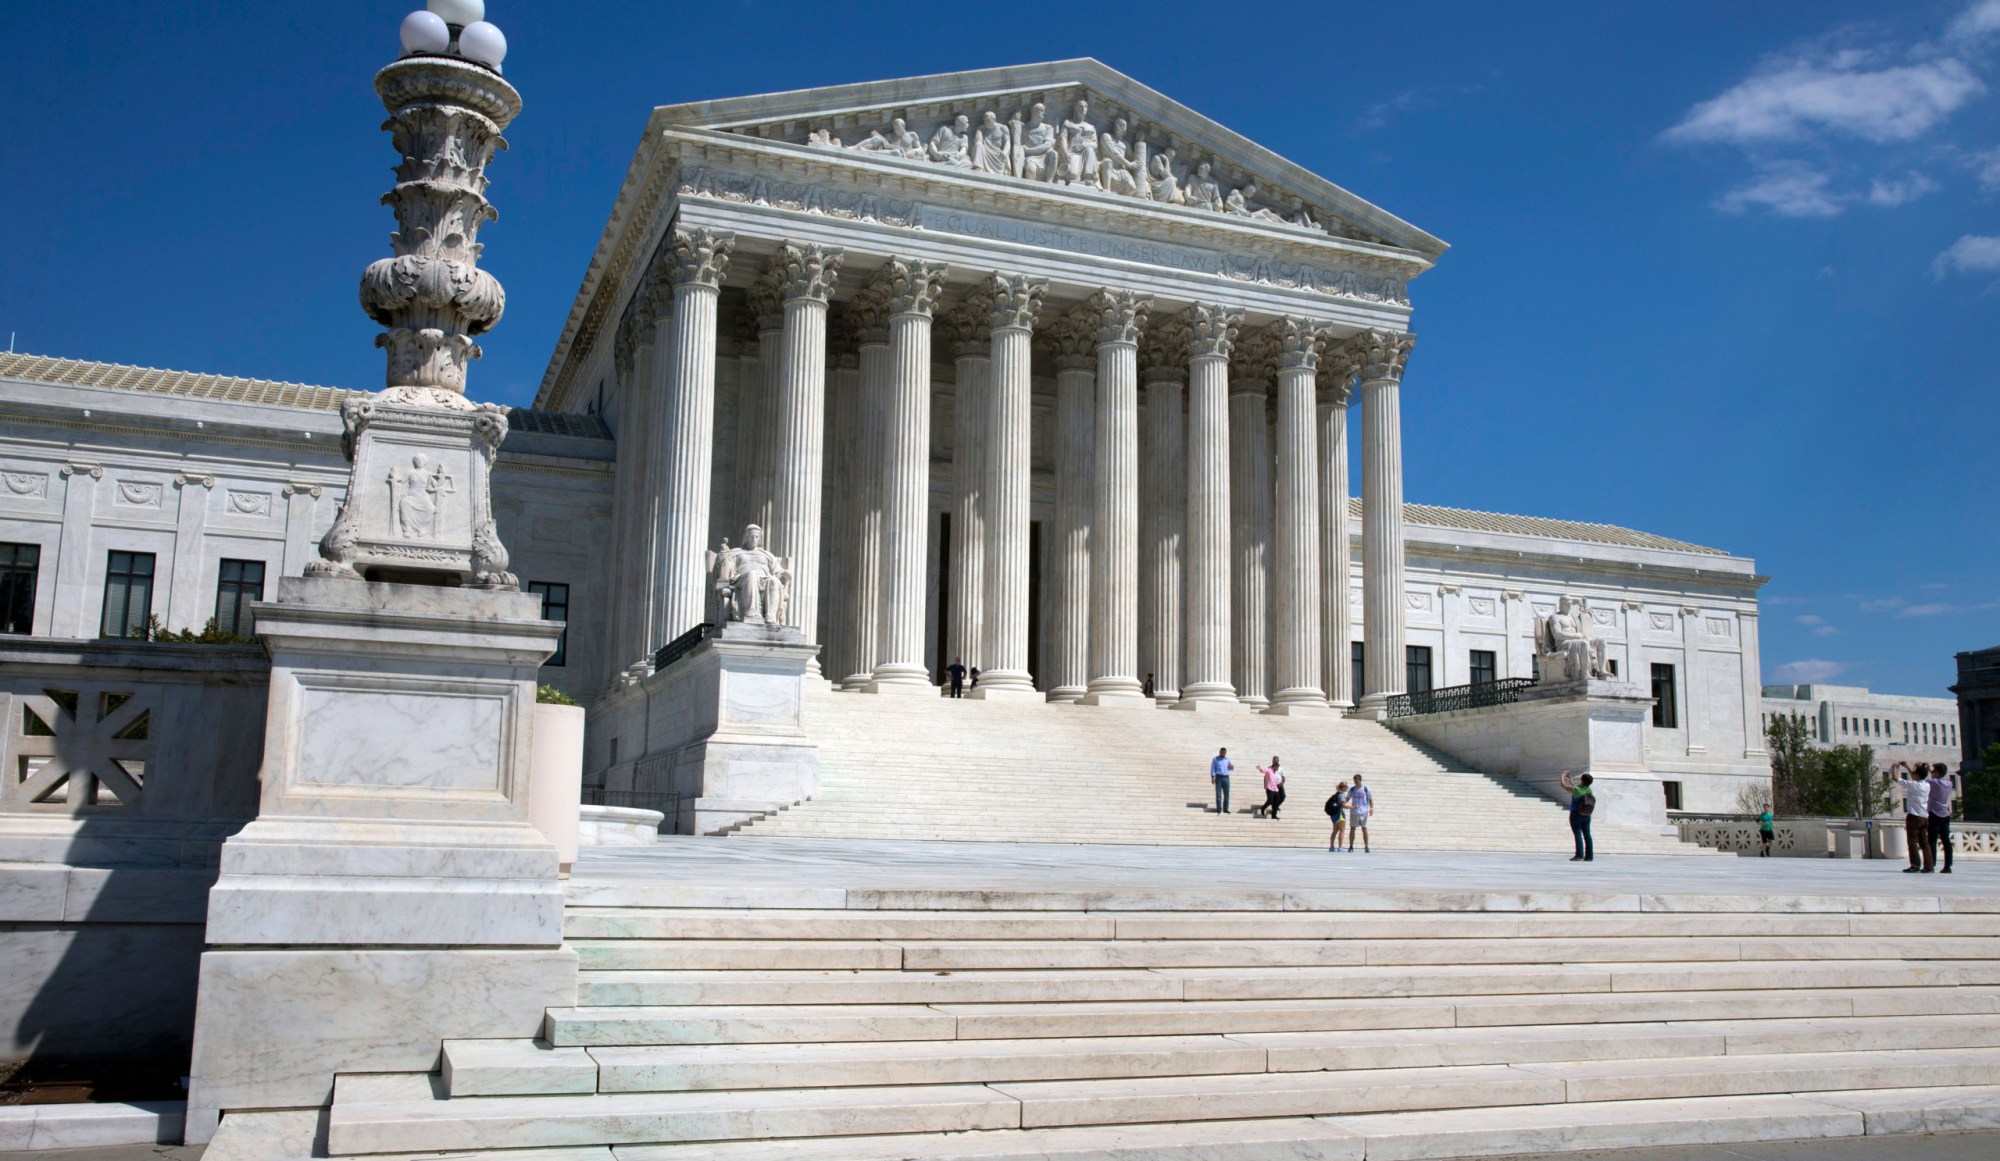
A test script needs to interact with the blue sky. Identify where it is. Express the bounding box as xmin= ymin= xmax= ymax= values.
xmin=2 ymin=1 xmax=1995 ymax=698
